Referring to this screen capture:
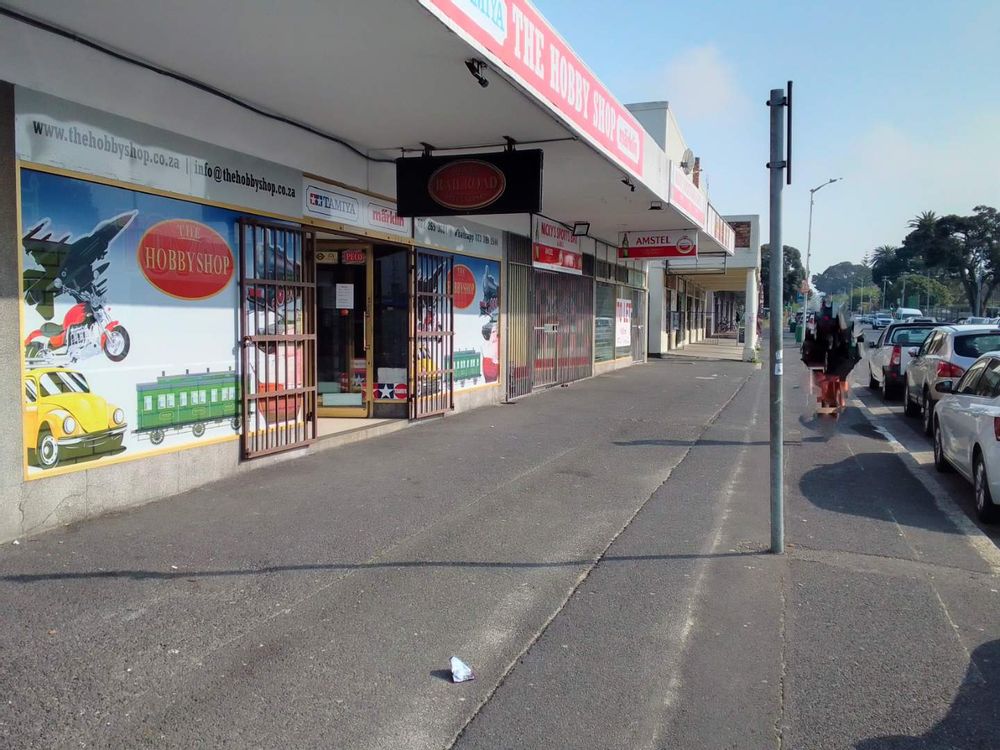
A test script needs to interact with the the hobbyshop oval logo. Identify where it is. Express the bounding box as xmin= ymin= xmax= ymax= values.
xmin=138 ymin=220 xmax=234 ymax=300
xmin=676 ymin=235 xmax=696 ymax=255
xmin=428 ymin=160 xmax=506 ymax=211
xmin=450 ymin=264 xmax=477 ymax=309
